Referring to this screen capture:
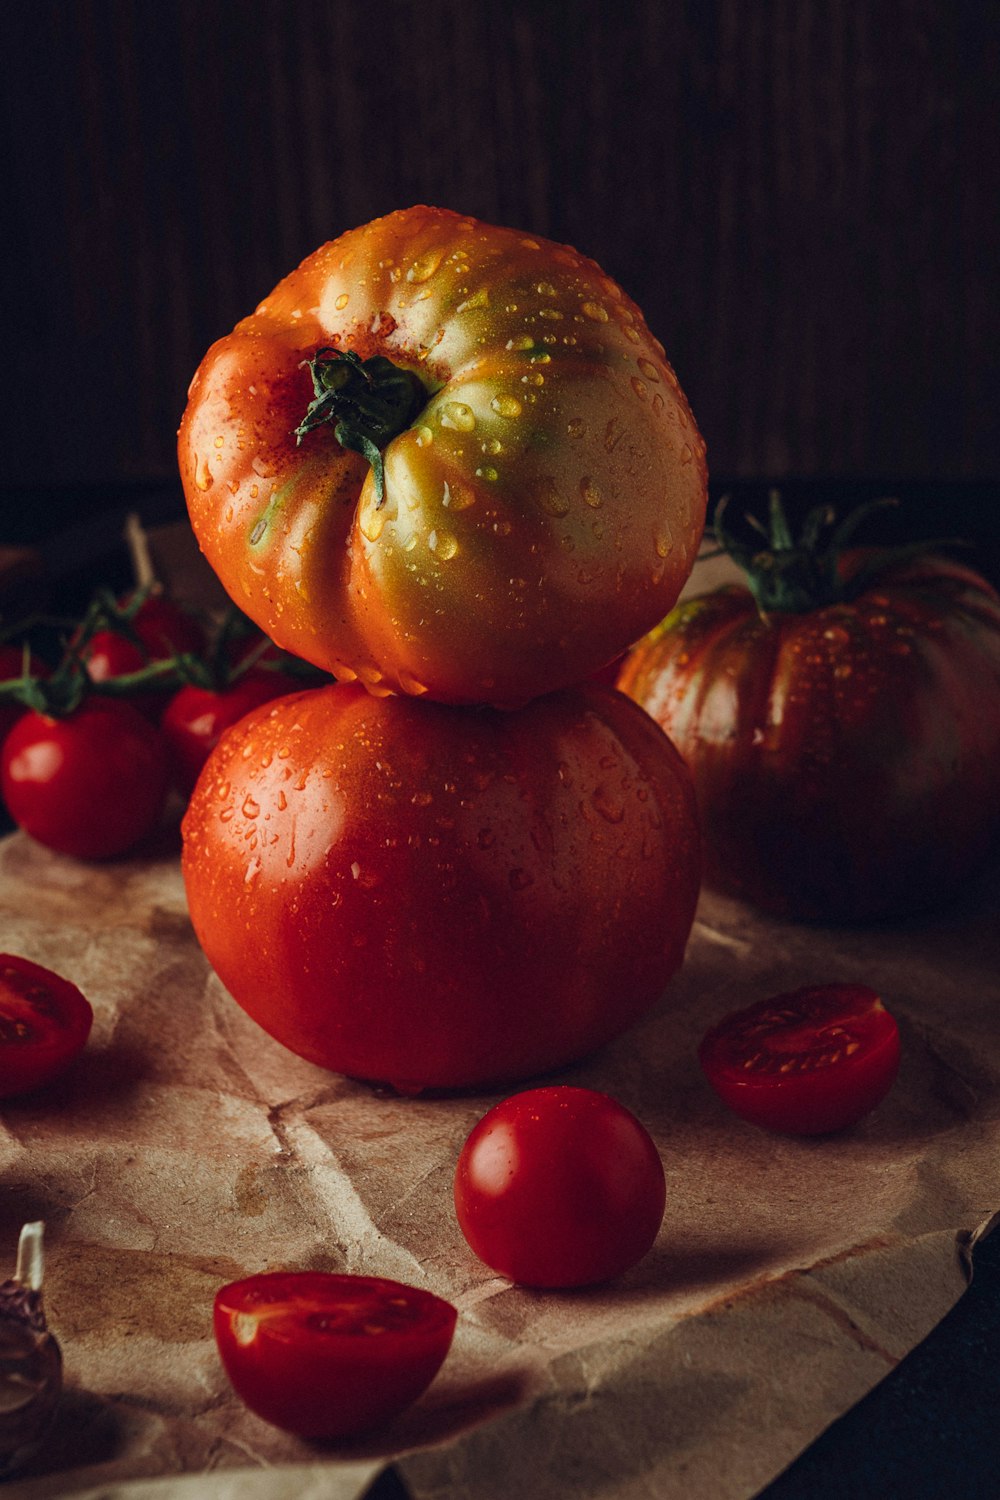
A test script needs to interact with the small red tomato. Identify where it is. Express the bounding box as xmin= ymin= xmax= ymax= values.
xmin=213 ymin=1272 xmax=457 ymax=1439
xmin=0 ymin=645 xmax=49 ymax=750
xmin=699 ymin=984 xmax=901 ymax=1135
xmin=1 ymin=699 xmax=172 ymax=859
xmin=0 ymin=954 xmax=93 ymax=1097
xmin=454 ymin=1086 xmax=666 ymax=1288
xmin=162 ymin=670 xmax=302 ymax=793
xmin=82 ymin=596 xmax=206 ymax=718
